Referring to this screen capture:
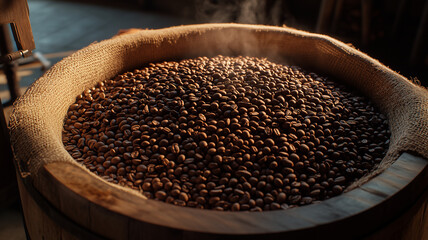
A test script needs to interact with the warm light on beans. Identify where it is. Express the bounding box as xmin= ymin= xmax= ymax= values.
xmin=63 ymin=55 xmax=390 ymax=211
